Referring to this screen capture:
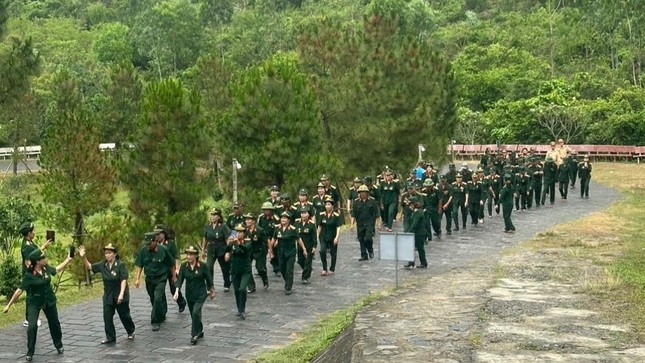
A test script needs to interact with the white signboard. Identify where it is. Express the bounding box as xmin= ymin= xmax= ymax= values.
xmin=379 ymin=232 xmax=415 ymax=262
